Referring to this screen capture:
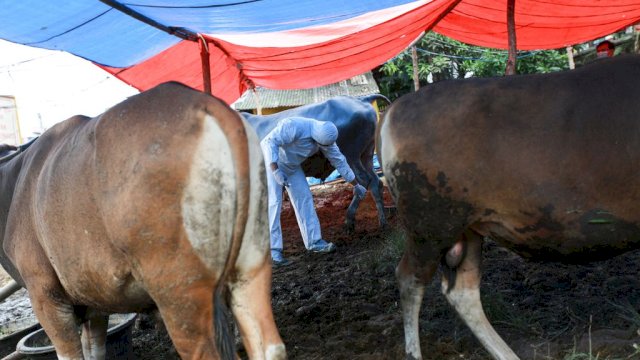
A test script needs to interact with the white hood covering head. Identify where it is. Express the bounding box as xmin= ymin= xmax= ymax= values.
xmin=311 ymin=121 xmax=338 ymax=146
